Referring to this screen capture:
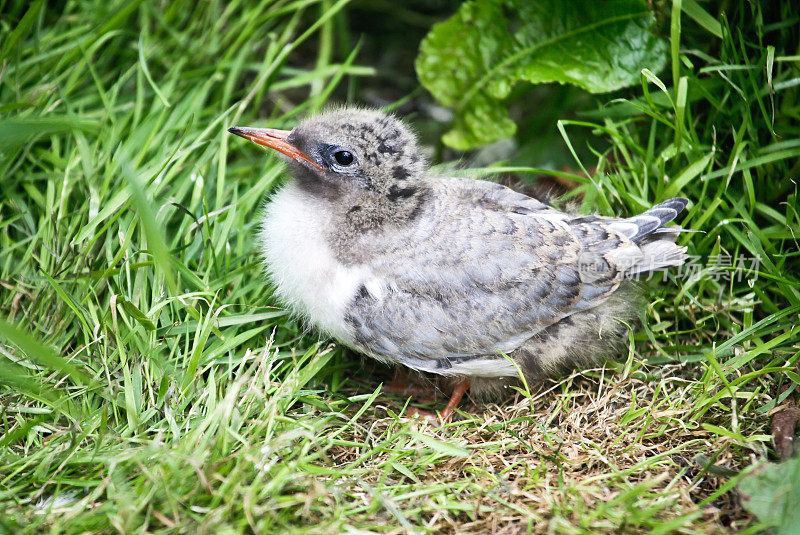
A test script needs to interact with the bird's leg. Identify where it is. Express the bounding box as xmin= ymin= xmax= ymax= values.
xmin=403 ymin=379 xmax=470 ymax=423
xmin=438 ymin=380 xmax=470 ymax=421
xmin=383 ymin=368 xmax=438 ymax=403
